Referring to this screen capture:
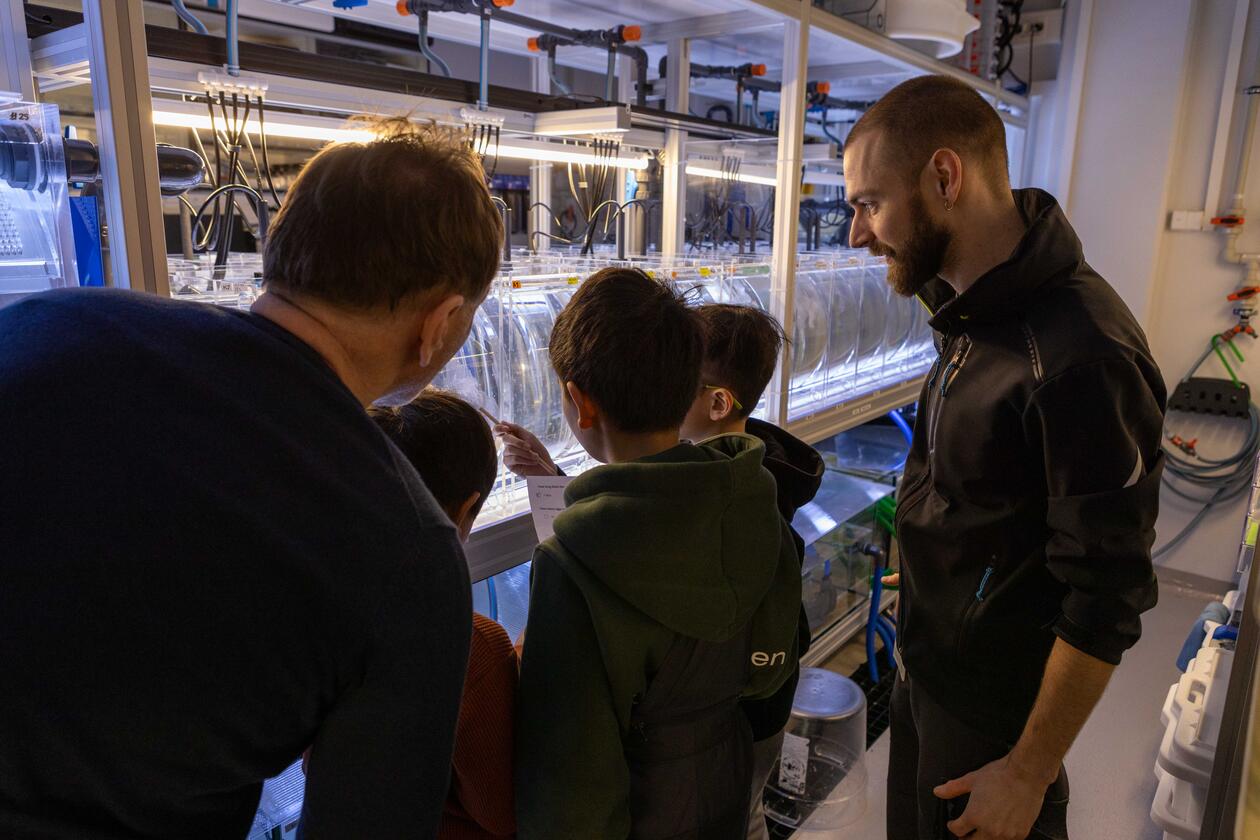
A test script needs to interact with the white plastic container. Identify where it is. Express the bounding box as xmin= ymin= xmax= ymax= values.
xmin=1162 ymin=647 xmax=1234 ymax=728
xmin=763 ymin=737 xmax=868 ymax=834
xmin=1156 ymin=647 xmax=1234 ymax=787
xmin=1150 ymin=765 xmax=1205 ymax=839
